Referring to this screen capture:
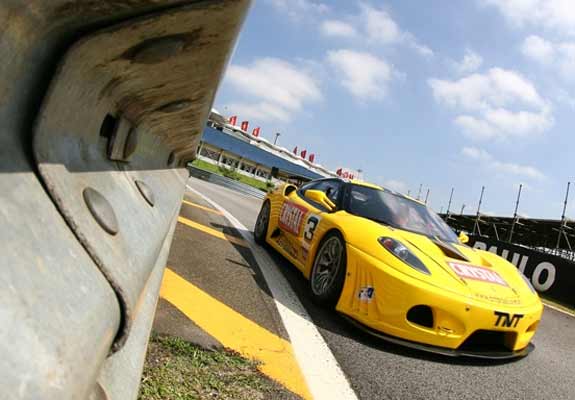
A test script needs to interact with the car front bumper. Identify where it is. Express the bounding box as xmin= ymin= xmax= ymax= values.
xmin=336 ymin=244 xmax=543 ymax=356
